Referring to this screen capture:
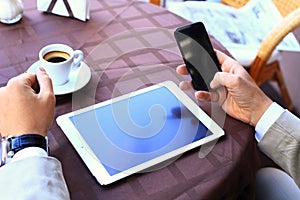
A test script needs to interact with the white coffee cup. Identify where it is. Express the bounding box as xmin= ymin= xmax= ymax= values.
xmin=39 ymin=44 xmax=84 ymax=85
